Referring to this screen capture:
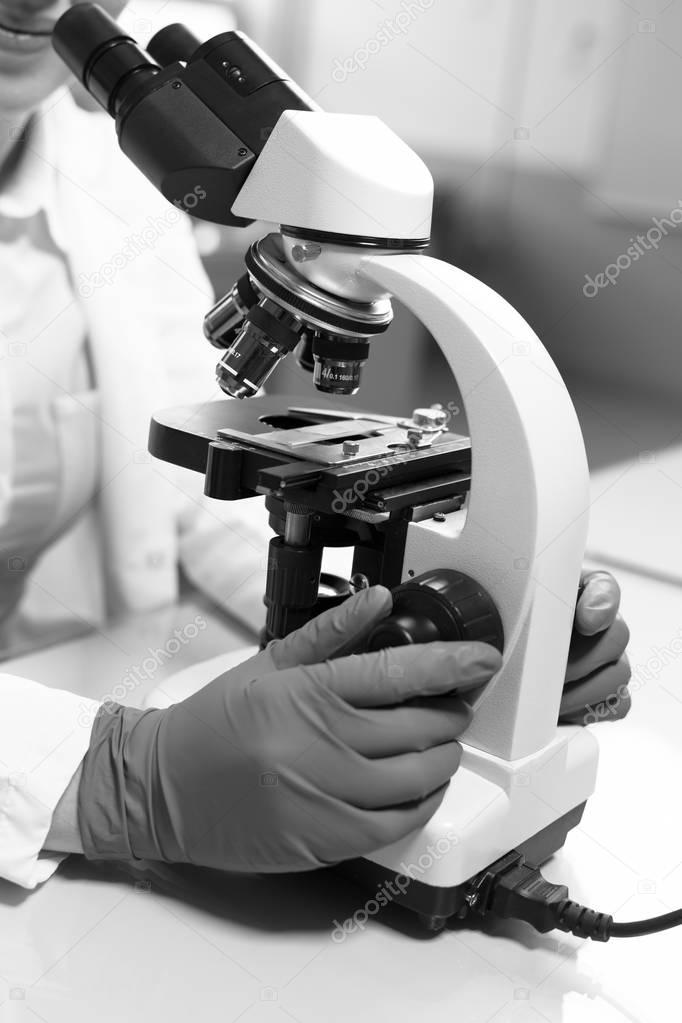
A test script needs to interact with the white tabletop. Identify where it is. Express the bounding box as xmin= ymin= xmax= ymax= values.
xmin=1 ymin=389 xmax=682 ymax=1022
